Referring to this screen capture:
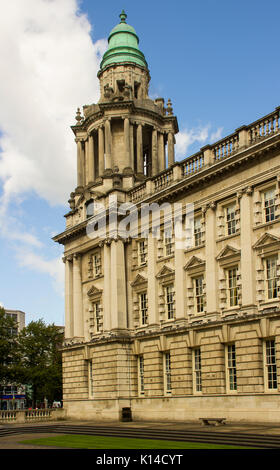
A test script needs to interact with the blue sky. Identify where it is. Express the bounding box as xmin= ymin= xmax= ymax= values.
xmin=0 ymin=0 xmax=279 ymax=326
